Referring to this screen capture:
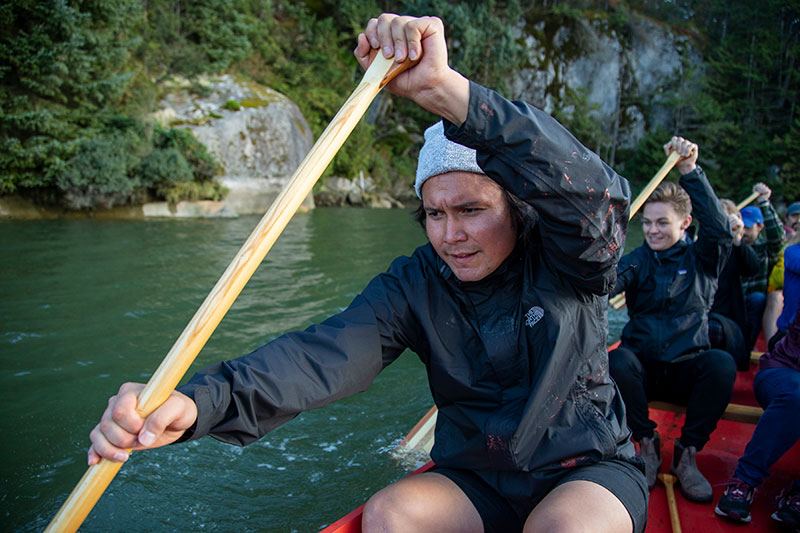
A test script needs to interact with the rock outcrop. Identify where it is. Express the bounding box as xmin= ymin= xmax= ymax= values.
xmin=313 ymin=173 xmax=412 ymax=209
xmin=153 ymin=75 xmax=315 ymax=215
xmin=510 ymin=14 xmax=702 ymax=163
